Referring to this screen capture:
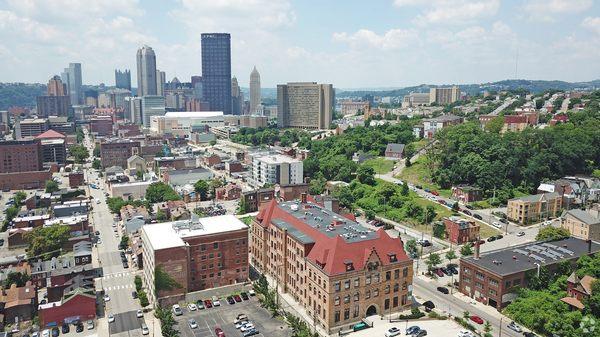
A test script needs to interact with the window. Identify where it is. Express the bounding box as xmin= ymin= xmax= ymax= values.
xmin=476 ymin=282 xmax=483 ymax=289
xmin=403 ymin=267 xmax=408 ymax=277
xmin=384 ymin=298 xmax=390 ymax=310
xmin=334 ymin=282 xmax=340 ymax=292
xmin=201 ymin=255 xmax=207 ymax=260
xmin=201 ymin=244 xmax=206 ymax=251
xmin=353 ymin=293 xmax=359 ymax=302
xmin=489 ymin=279 xmax=499 ymax=287
xmin=505 ymin=281 xmax=511 ymax=288
xmin=489 ymin=289 xmax=497 ymax=296
xmin=386 ymin=271 xmax=391 ymax=281
xmin=374 ymin=274 xmax=380 ymax=283
xmin=393 ymin=283 xmax=399 ymax=293
xmin=385 ymin=285 xmax=390 ymax=294
xmin=344 ymin=308 xmax=350 ymax=320
xmin=402 ymin=282 xmax=407 ymax=290
xmin=334 ymin=296 xmax=340 ymax=306
xmin=394 ymin=269 xmax=400 ymax=279
xmin=374 ymin=289 xmax=379 ymax=297
xmin=365 ymin=290 xmax=371 ymax=299
xmin=366 ymin=275 xmax=371 ymax=285
xmin=393 ymin=296 xmax=398 ymax=307
xmin=476 ymin=272 xmax=484 ymax=281
xmin=353 ymin=305 xmax=359 ymax=318
xmin=334 ymin=311 xmax=340 ymax=322
xmin=214 ymin=242 xmax=219 ymax=249
xmin=513 ymin=279 xmax=521 ymax=286
xmin=344 ymin=280 xmax=350 ymax=289
xmin=354 ymin=278 xmax=360 ymax=287
xmin=462 ymin=277 xmax=471 ymax=284
xmin=344 ymin=295 xmax=350 ymax=304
